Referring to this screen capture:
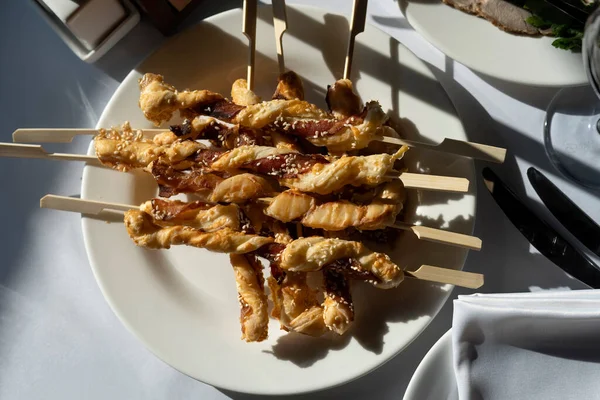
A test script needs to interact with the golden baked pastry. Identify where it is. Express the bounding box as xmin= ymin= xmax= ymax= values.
xmin=139 ymin=73 xmax=223 ymax=125
xmin=265 ymin=181 xmax=405 ymax=231
xmin=124 ymin=210 xmax=273 ymax=253
xmin=230 ymin=254 xmax=269 ymax=342
xmin=231 ymin=78 xmax=261 ymax=106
